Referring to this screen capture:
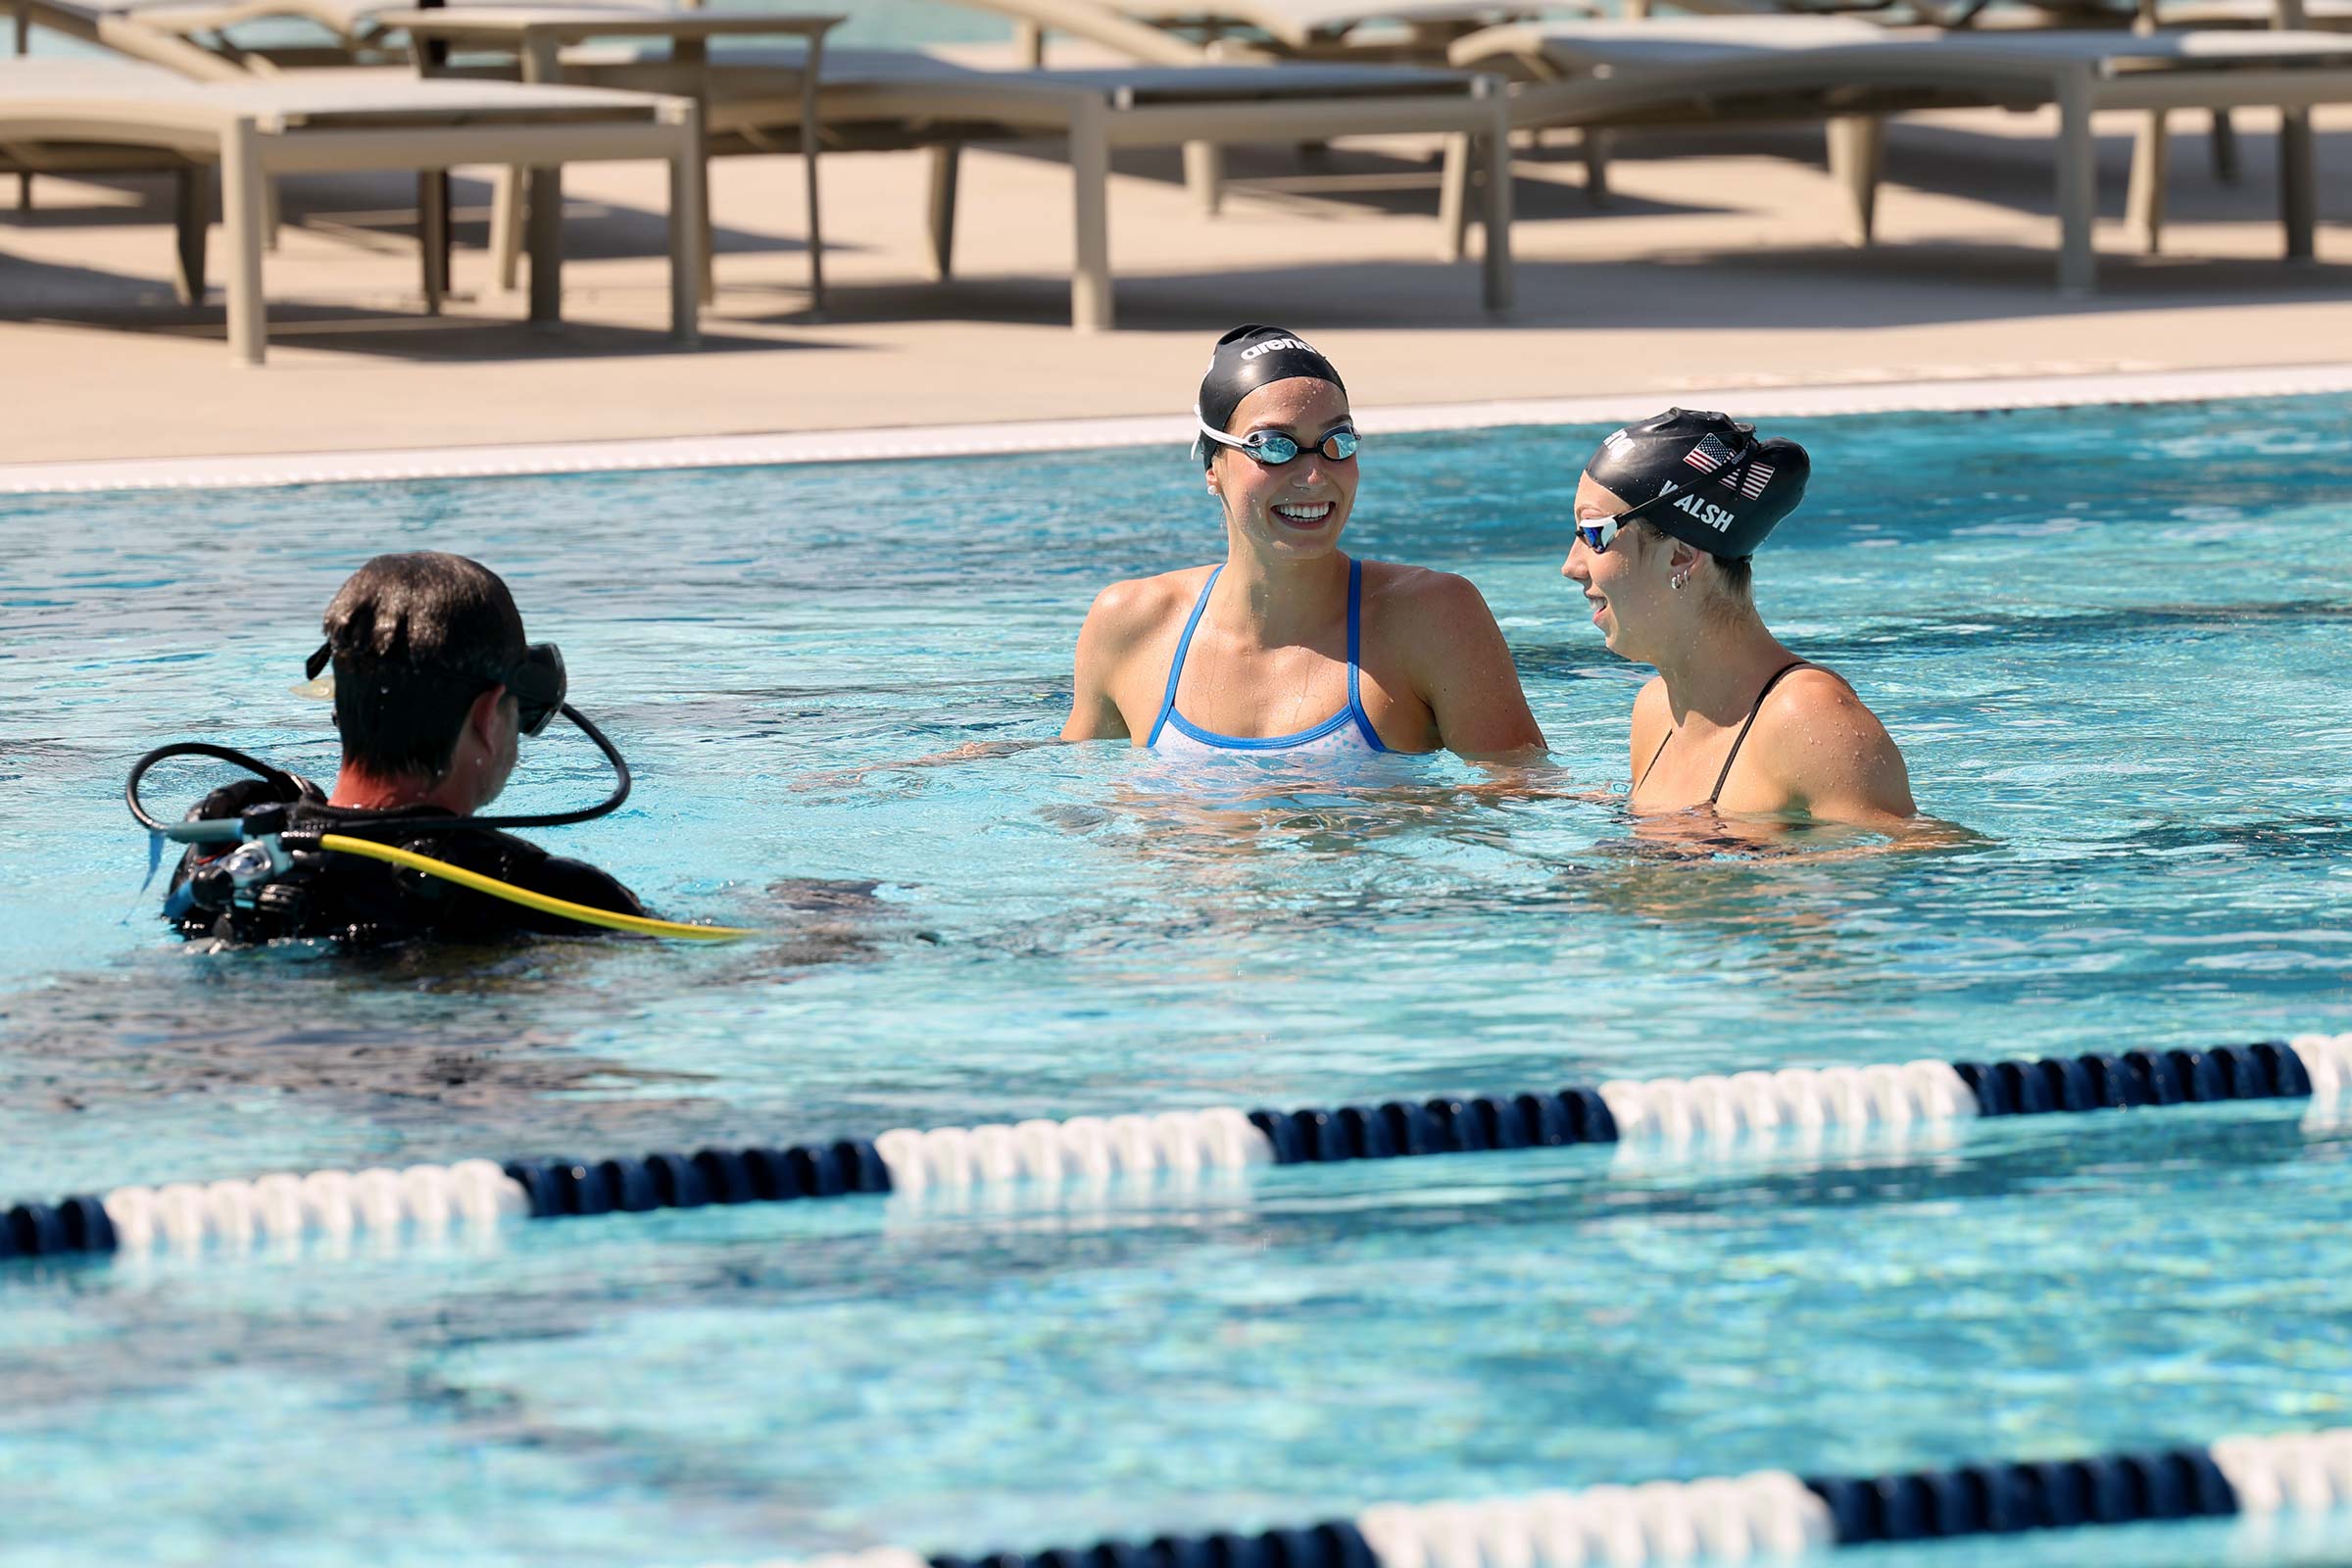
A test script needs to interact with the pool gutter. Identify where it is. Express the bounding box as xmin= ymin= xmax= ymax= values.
xmin=7 ymin=361 xmax=2351 ymax=496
